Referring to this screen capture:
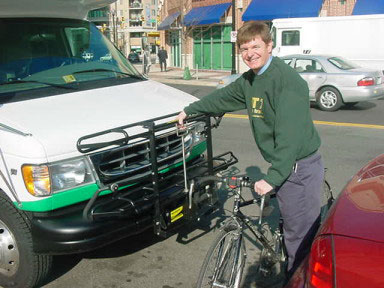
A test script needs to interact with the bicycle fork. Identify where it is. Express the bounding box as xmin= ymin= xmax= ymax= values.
xmin=212 ymin=229 xmax=245 ymax=288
